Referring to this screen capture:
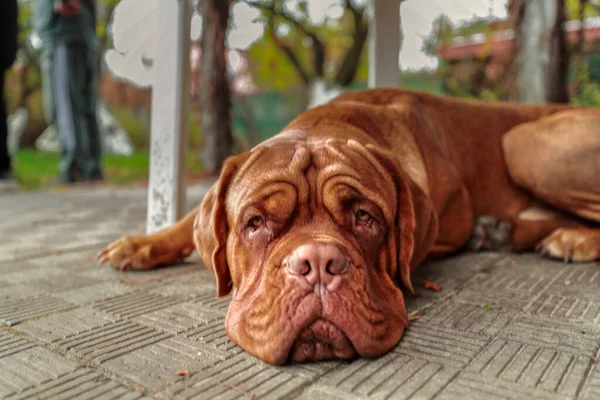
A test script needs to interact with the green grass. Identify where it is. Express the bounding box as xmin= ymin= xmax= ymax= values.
xmin=12 ymin=149 xmax=207 ymax=190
